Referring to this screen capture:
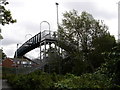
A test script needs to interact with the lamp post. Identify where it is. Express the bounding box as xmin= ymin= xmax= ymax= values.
xmin=55 ymin=2 xmax=61 ymax=74
xmin=15 ymin=44 xmax=19 ymax=74
xmin=55 ymin=2 xmax=59 ymax=29
xmin=16 ymin=44 xmax=19 ymax=58
xmin=16 ymin=43 xmax=23 ymax=58
xmin=118 ymin=1 xmax=120 ymax=42
xmin=15 ymin=43 xmax=22 ymax=74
